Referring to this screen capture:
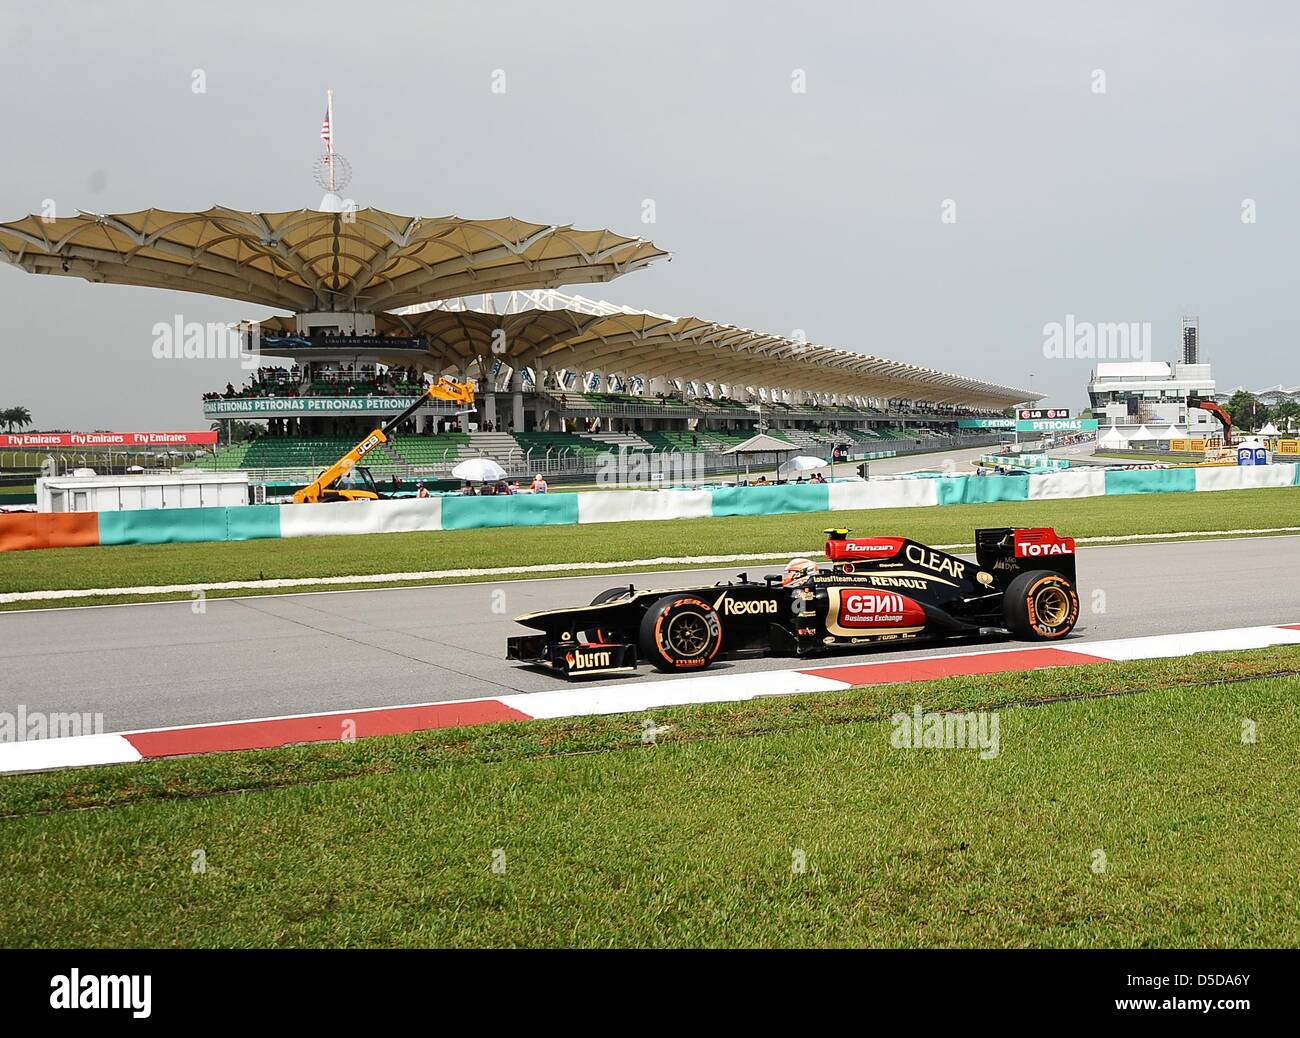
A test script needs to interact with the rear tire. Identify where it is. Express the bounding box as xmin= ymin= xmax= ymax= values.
xmin=639 ymin=594 xmax=723 ymax=672
xmin=590 ymin=587 xmax=631 ymax=606
xmin=1003 ymin=570 xmax=1079 ymax=640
